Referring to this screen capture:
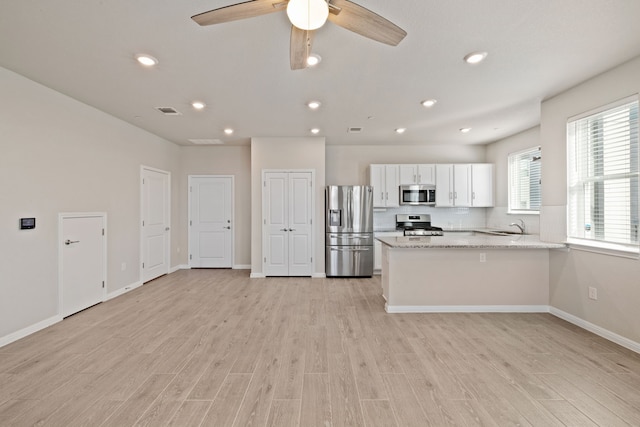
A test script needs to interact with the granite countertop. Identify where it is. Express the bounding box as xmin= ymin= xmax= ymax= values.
xmin=377 ymin=234 xmax=566 ymax=249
